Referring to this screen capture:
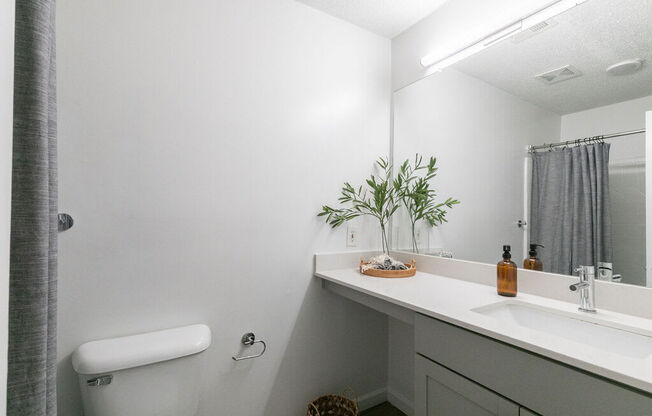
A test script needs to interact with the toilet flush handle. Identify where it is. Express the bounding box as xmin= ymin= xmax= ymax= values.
xmin=87 ymin=374 xmax=113 ymax=387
